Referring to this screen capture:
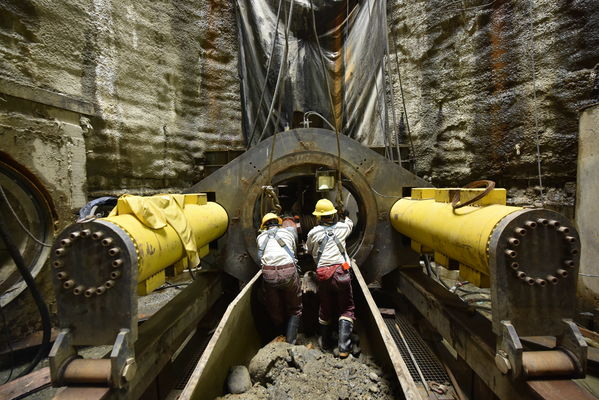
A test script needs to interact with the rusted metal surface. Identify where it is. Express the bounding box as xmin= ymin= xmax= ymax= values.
xmin=522 ymin=351 xmax=576 ymax=378
xmin=62 ymin=359 xmax=112 ymax=385
xmin=527 ymin=380 xmax=598 ymax=400
xmin=189 ymin=128 xmax=428 ymax=283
